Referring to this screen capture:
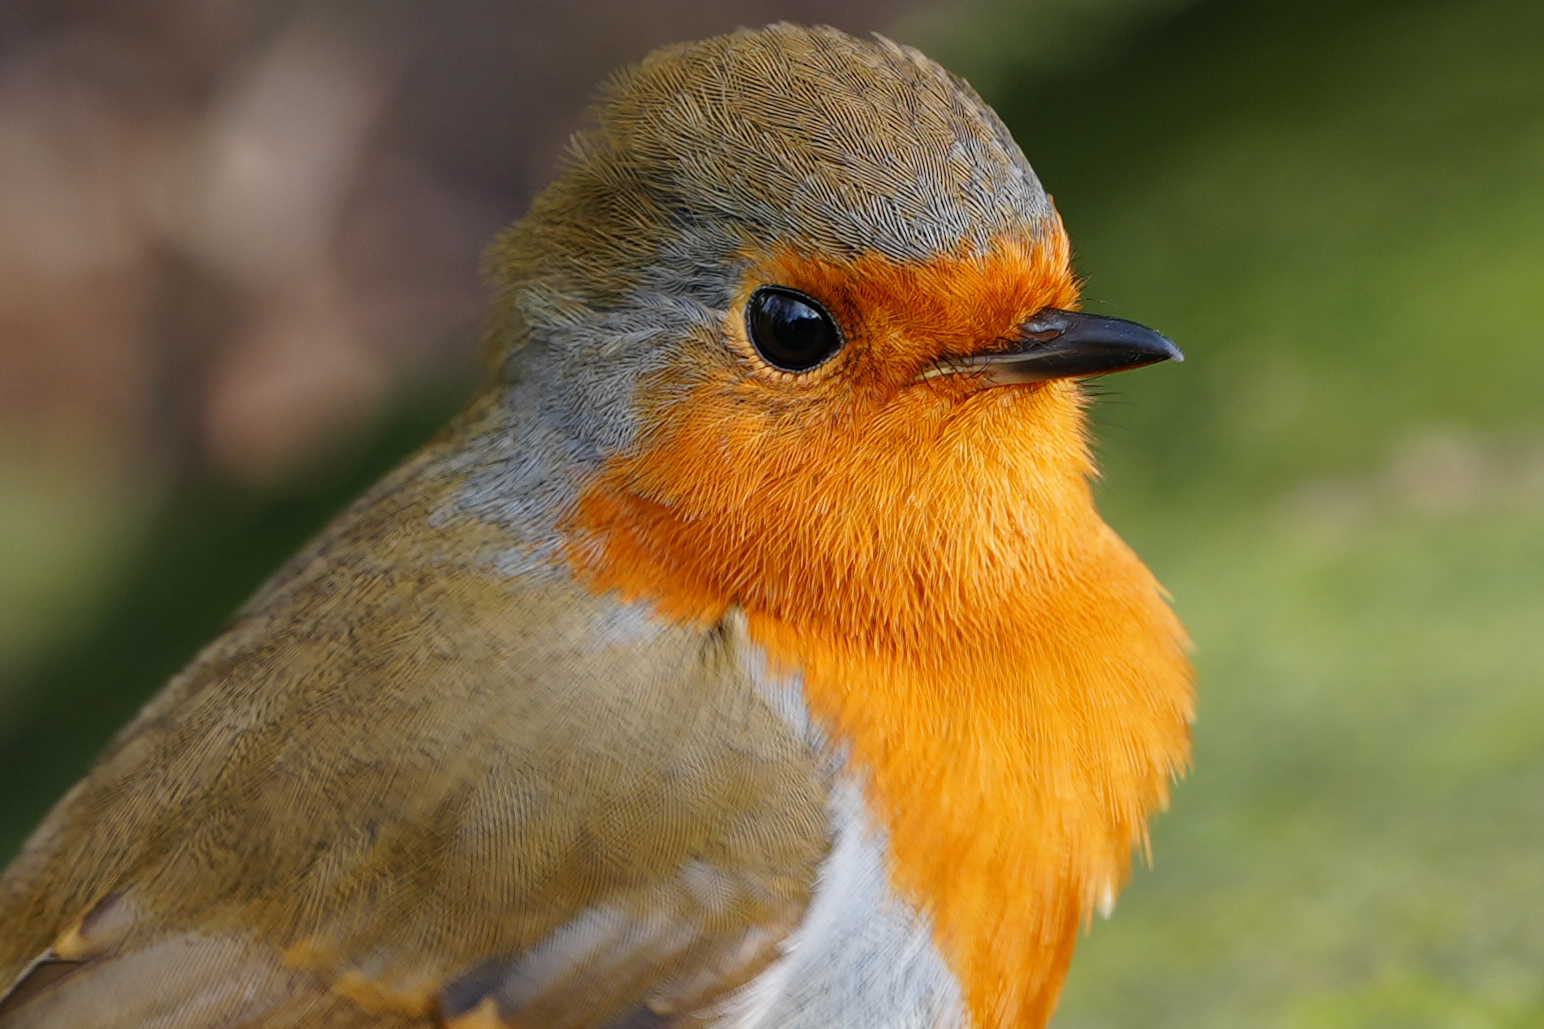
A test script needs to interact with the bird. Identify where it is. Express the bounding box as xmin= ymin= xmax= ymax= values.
xmin=0 ymin=22 xmax=1193 ymax=1029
